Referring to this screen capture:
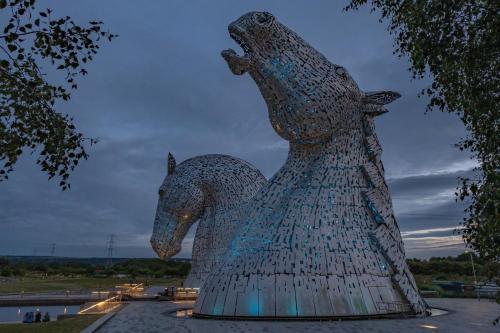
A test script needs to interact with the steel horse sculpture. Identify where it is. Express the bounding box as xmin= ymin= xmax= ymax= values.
xmin=193 ymin=11 xmax=428 ymax=318
xmin=151 ymin=153 xmax=266 ymax=287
